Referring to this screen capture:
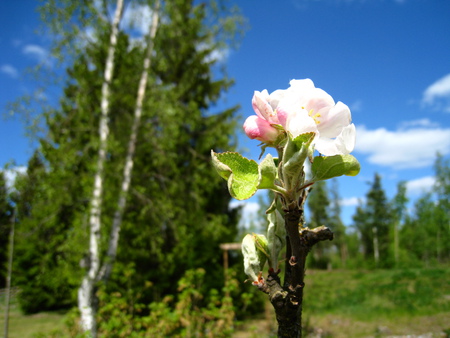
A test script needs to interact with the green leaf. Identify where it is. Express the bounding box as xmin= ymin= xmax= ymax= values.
xmin=258 ymin=154 xmax=277 ymax=189
xmin=291 ymin=132 xmax=316 ymax=149
xmin=211 ymin=150 xmax=260 ymax=200
xmin=253 ymin=234 xmax=270 ymax=265
xmin=282 ymin=133 xmax=315 ymax=190
xmin=310 ymin=154 xmax=361 ymax=182
xmin=242 ymin=234 xmax=268 ymax=282
xmin=266 ymin=210 xmax=286 ymax=269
